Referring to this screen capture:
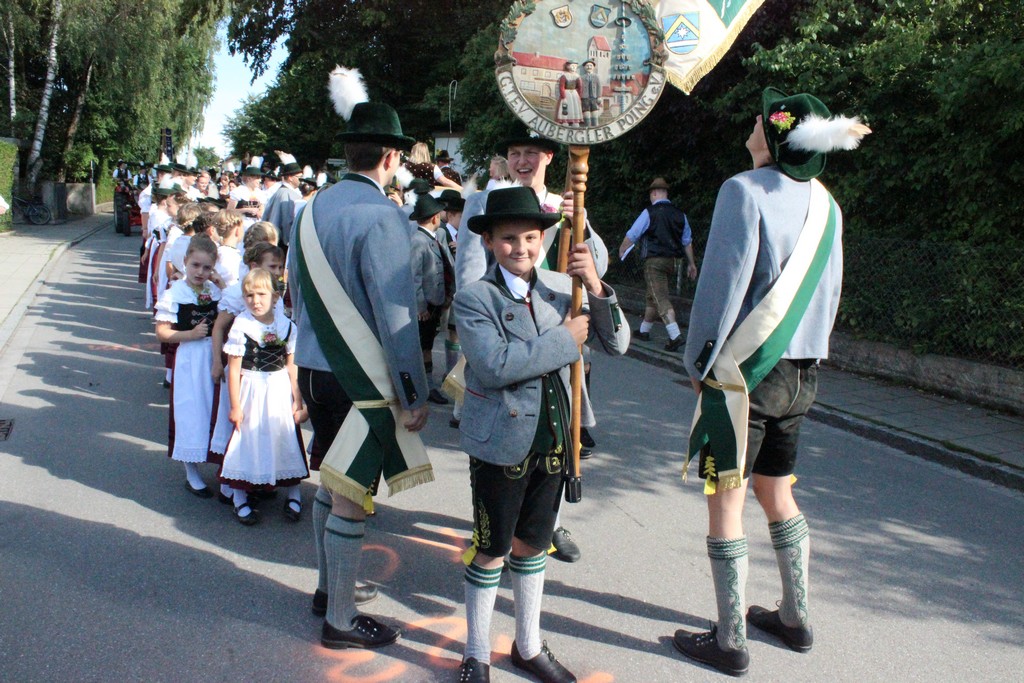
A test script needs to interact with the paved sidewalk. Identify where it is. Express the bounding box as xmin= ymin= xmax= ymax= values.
xmin=622 ymin=320 xmax=1024 ymax=491
xmin=0 ymin=205 xmax=116 ymax=355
